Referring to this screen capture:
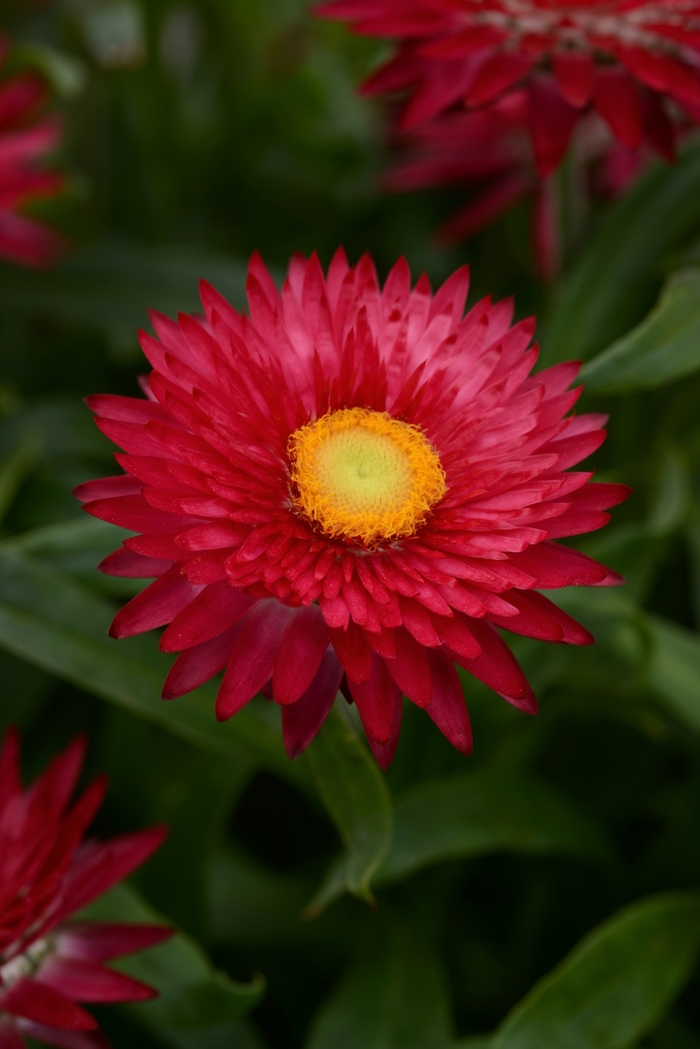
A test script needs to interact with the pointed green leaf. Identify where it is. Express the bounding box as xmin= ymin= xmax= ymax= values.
xmin=375 ymin=770 xmax=612 ymax=886
xmin=305 ymin=705 xmax=392 ymax=914
xmin=582 ymin=270 xmax=700 ymax=392
xmin=543 ymin=142 xmax=700 ymax=365
xmin=493 ymin=892 xmax=700 ymax=1049
xmin=308 ymin=925 xmax=452 ymax=1049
